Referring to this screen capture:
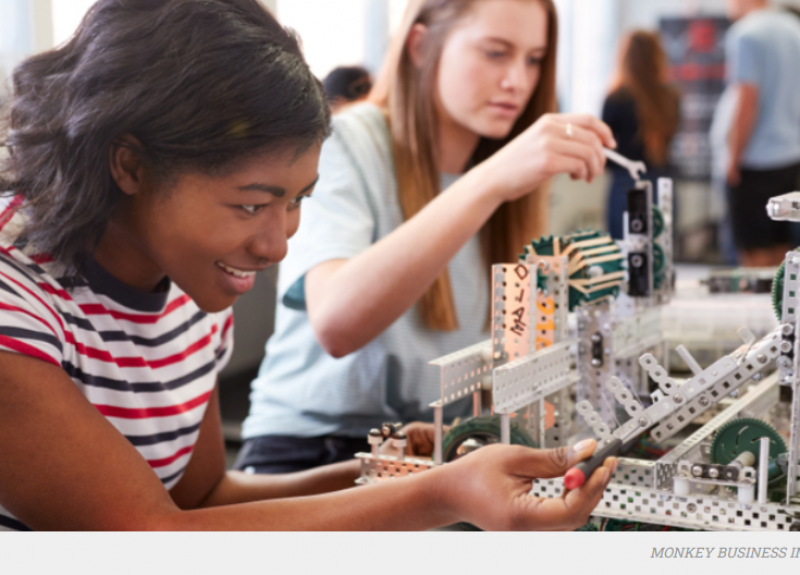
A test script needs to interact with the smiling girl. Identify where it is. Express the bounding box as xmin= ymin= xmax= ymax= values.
xmin=0 ymin=0 xmax=613 ymax=531
xmin=239 ymin=0 xmax=618 ymax=473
